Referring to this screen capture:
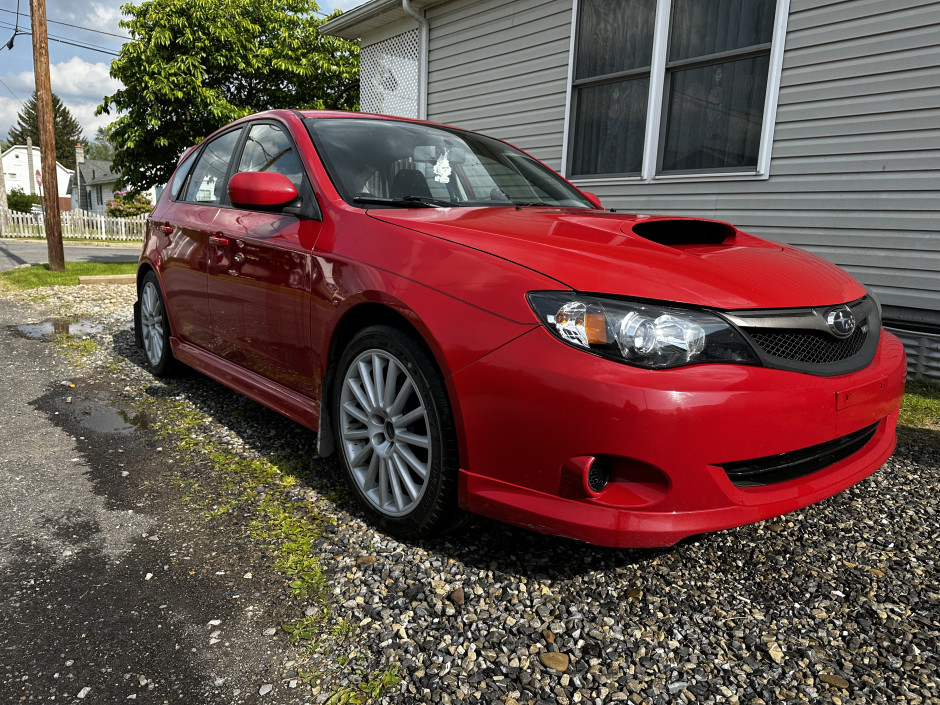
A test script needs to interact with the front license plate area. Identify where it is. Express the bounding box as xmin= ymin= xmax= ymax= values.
xmin=836 ymin=378 xmax=887 ymax=411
